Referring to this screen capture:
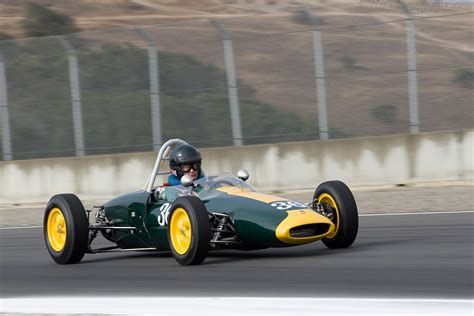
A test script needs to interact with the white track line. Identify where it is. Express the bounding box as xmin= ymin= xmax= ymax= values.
xmin=359 ymin=210 xmax=474 ymax=216
xmin=1 ymin=297 xmax=472 ymax=315
xmin=1 ymin=210 xmax=473 ymax=230
xmin=0 ymin=225 xmax=42 ymax=230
